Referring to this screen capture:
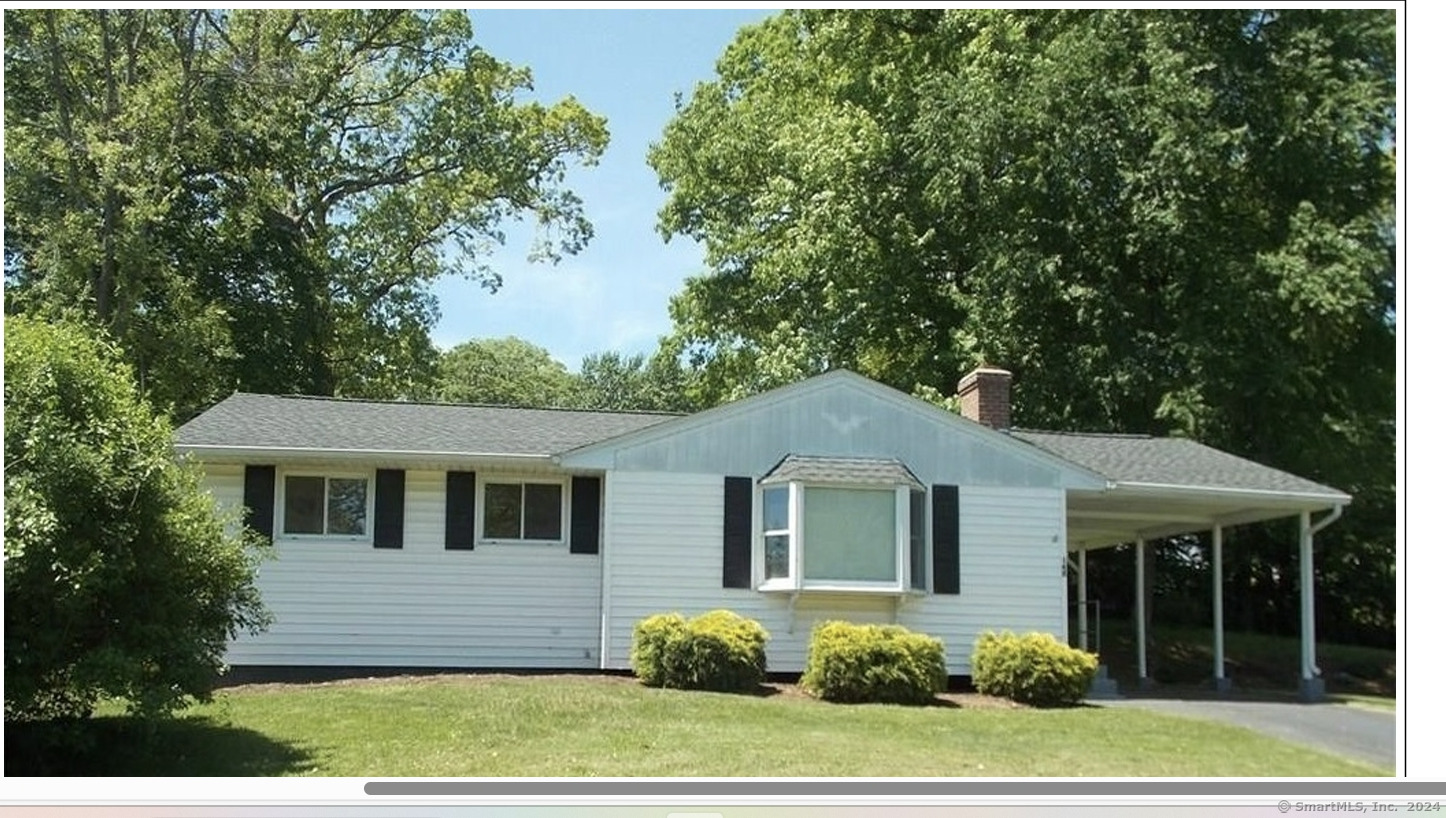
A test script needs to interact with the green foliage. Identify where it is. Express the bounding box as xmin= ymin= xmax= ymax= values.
xmin=575 ymin=345 xmax=700 ymax=413
xmin=630 ymin=610 xmax=769 ymax=693
xmin=435 ymin=336 xmax=581 ymax=407
xmin=800 ymin=621 xmax=947 ymax=705
xmin=651 ymin=9 xmax=1395 ymax=645
xmin=5 ymin=10 xmax=608 ymax=414
xmin=3 ymin=316 xmax=270 ymax=724
xmin=630 ymin=613 xmax=688 ymax=688
xmin=971 ymin=631 xmax=1098 ymax=707
xmin=433 ymin=337 xmax=698 ymax=412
